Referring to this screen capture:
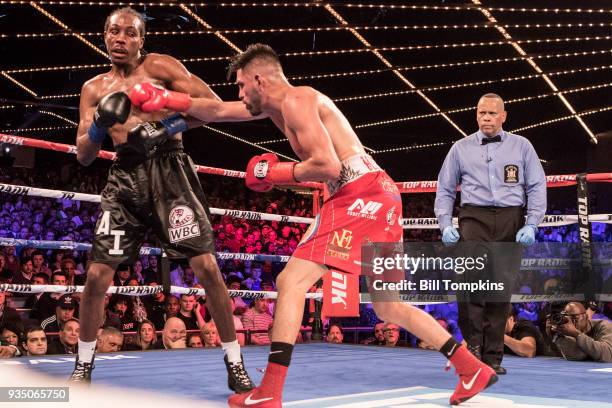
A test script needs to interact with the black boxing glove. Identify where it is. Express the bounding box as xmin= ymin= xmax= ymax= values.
xmin=127 ymin=113 xmax=188 ymax=150
xmin=88 ymin=92 xmax=131 ymax=143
